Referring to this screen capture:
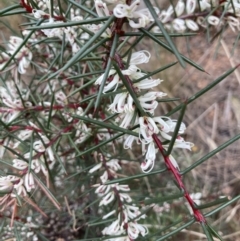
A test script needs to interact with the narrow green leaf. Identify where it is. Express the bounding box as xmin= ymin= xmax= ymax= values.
xmin=33 ymin=172 xmax=61 ymax=210
xmin=133 ymin=61 xmax=178 ymax=84
xmin=197 ymin=196 xmax=229 ymax=209
xmin=77 ymin=38 xmax=108 ymax=64
xmin=94 ymin=34 xmax=118 ymax=112
xmin=68 ymin=0 xmax=98 ymax=17
xmin=0 ymin=4 xmax=21 ymax=15
xmin=143 ymin=0 xmax=185 ymax=68
xmin=155 ymin=219 xmax=195 ymax=241
xmin=201 ymin=222 xmax=214 ymax=241
xmin=122 ymin=32 xmax=197 ymax=37
xmin=166 ymin=101 xmax=187 ymax=155
xmin=46 ymin=15 xmax=115 ymax=80
xmin=47 ymin=95 xmax=55 ymax=129
xmin=75 ymin=132 xmax=124 ymax=158
xmin=122 ymin=23 xmax=155 ymax=58
xmin=113 ymin=62 xmax=146 ymax=116
xmin=140 ymin=28 xmax=205 ymax=72
xmin=167 ymin=64 xmax=240 ymax=116
xmin=207 ymin=224 xmax=223 ymax=241
xmin=0 ymin=9 xmax=26 ymax=16
xmin=106 ymin=168 xmax=167 ymax=184
xmin=181 ymin=133 xmax=240 ymax=174
xmin=205 ymin=194 xmax=240 ymax=217
xmin=72 ymin=115 xmax=138 ymax=137
xmin=26 ymin=17 xmax=109 ymax=30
